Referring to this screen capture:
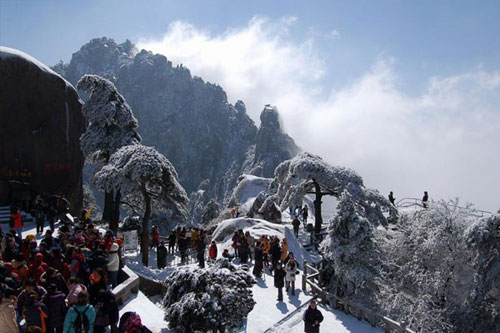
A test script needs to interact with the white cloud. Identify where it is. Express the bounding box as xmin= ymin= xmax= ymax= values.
xmin=327 ymin=29 xmax=340 ymax=39
xmin=137 ymin=17 xmax=500 ymax=212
